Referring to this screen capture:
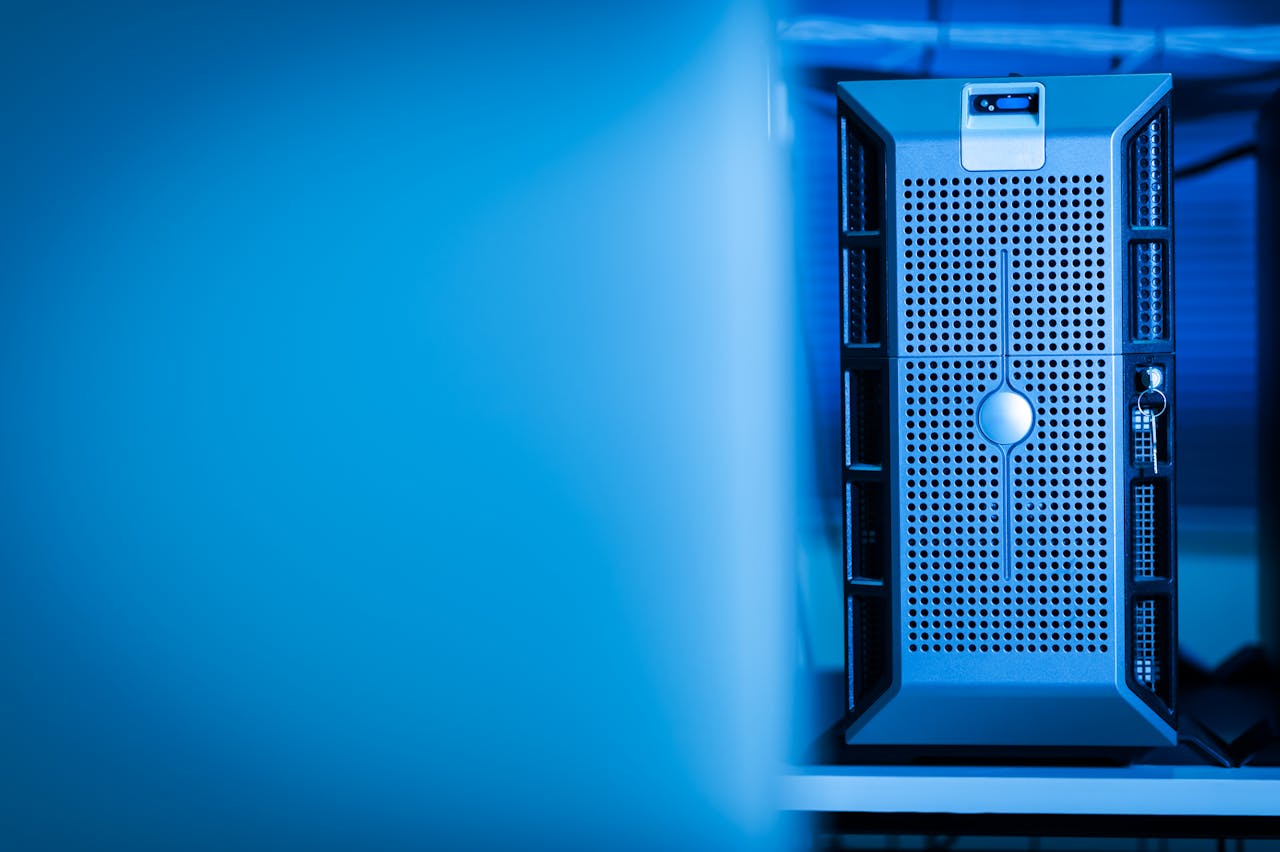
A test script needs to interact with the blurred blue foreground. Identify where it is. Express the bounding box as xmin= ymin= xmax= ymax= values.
xmin=0 ymin=3 xmax=793 ymax=848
